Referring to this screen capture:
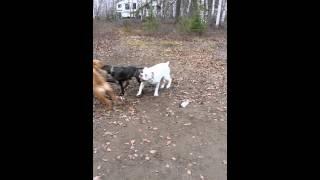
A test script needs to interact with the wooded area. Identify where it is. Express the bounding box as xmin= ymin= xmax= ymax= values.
xmin=93 ymin=0 xmax=227 ymax=27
